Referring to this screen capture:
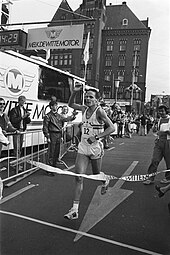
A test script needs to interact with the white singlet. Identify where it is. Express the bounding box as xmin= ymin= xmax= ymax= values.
xmin=78 ymin=107 xmax=105 ymax=159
